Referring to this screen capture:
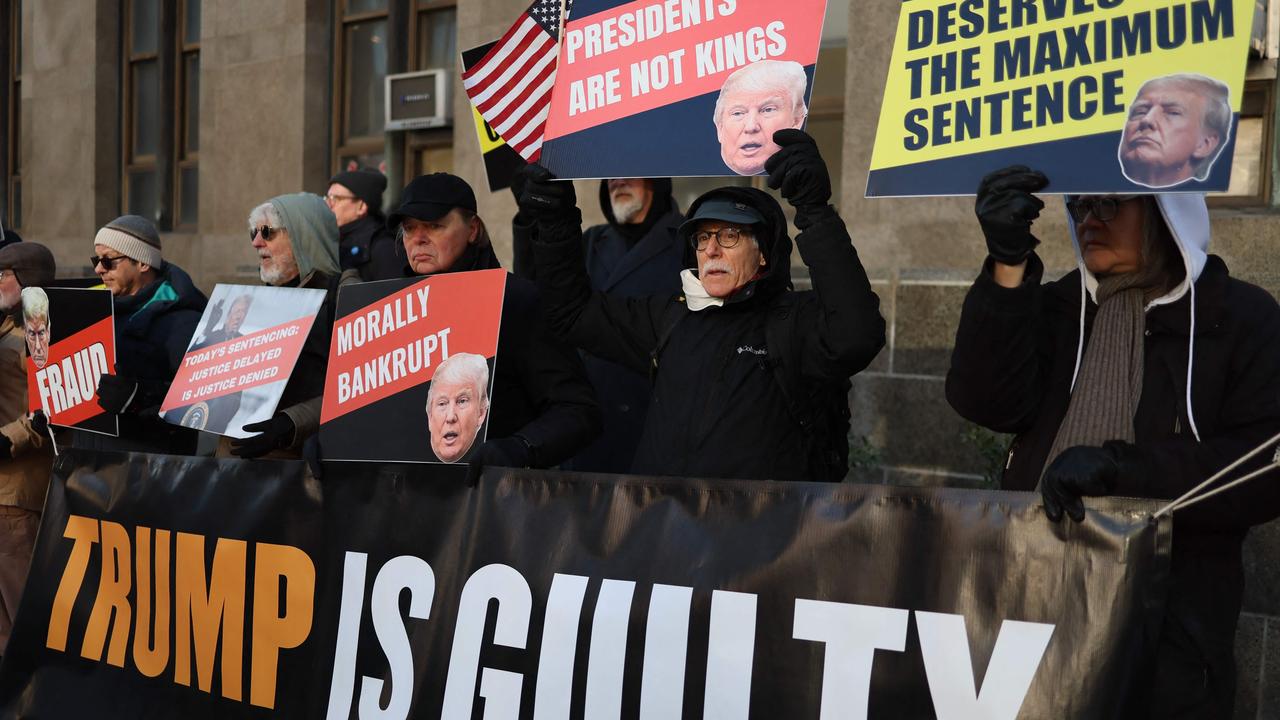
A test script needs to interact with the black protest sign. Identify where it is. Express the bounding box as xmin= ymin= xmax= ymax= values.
xmin=23 ymin=287 xmax=117 ymax=436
